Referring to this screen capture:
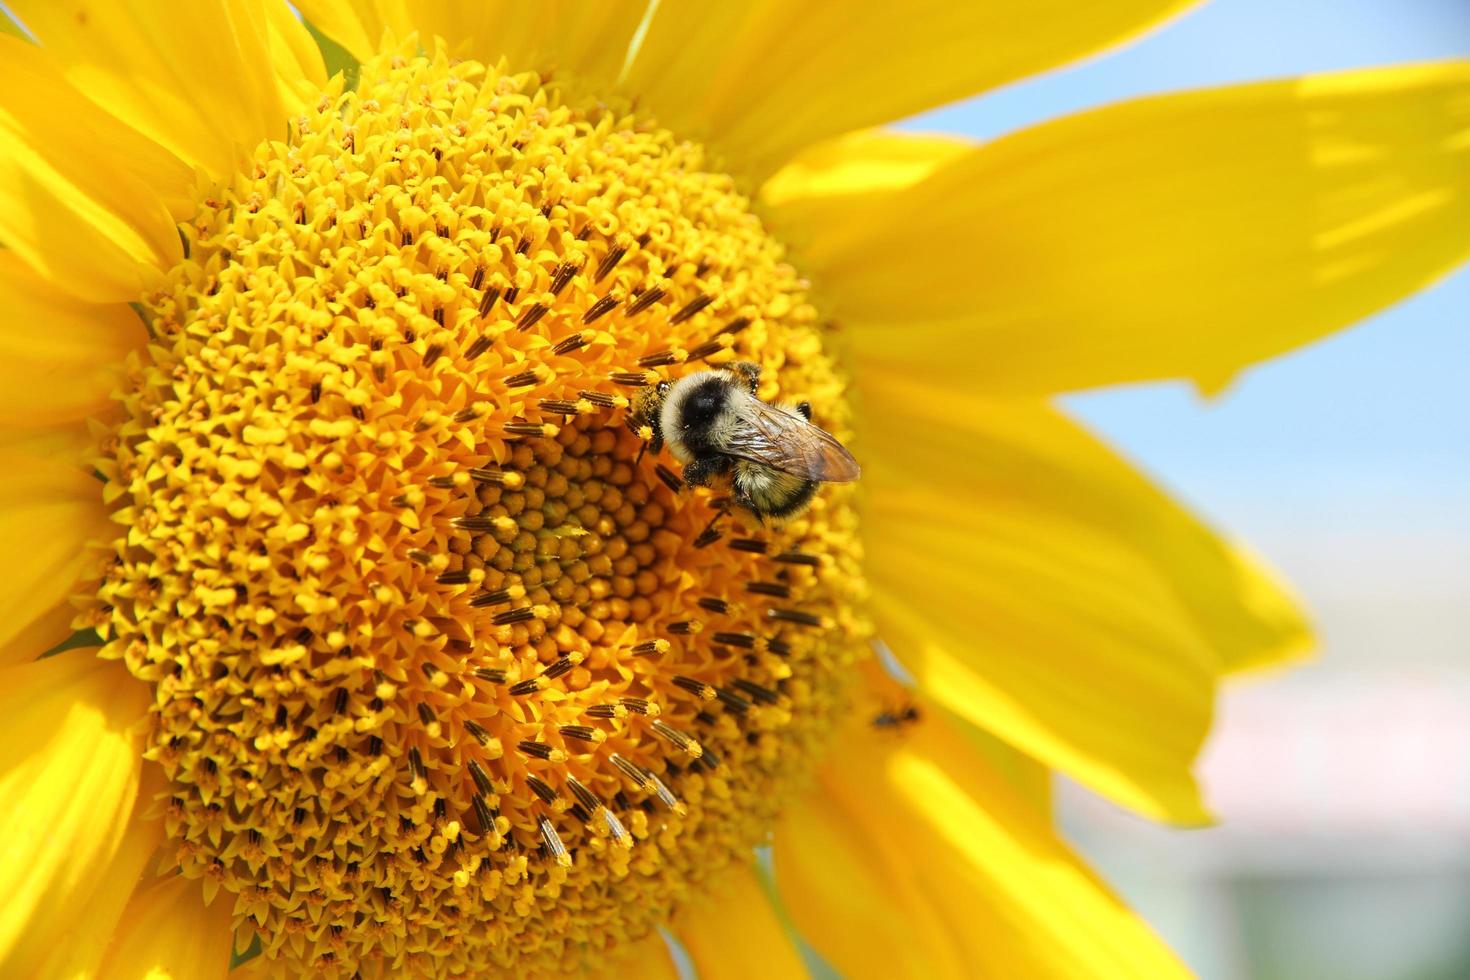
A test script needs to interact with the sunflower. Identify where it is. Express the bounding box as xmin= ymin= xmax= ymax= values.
xmin=0 ymin=1 xmax=1466 ymax=977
